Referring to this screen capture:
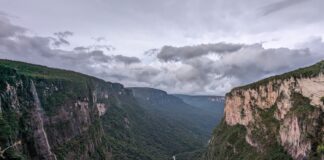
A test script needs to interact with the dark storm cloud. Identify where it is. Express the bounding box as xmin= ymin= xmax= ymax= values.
xmin=261 ymin=0 xmax=307 ymax=16
xmin=157 ymin=43 xmax=244 ymax=61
